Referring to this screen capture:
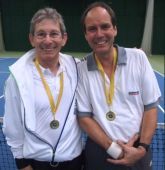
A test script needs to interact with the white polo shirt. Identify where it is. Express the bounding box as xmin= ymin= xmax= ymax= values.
xmin=77 ymin=45 xmax=161 ymax=142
